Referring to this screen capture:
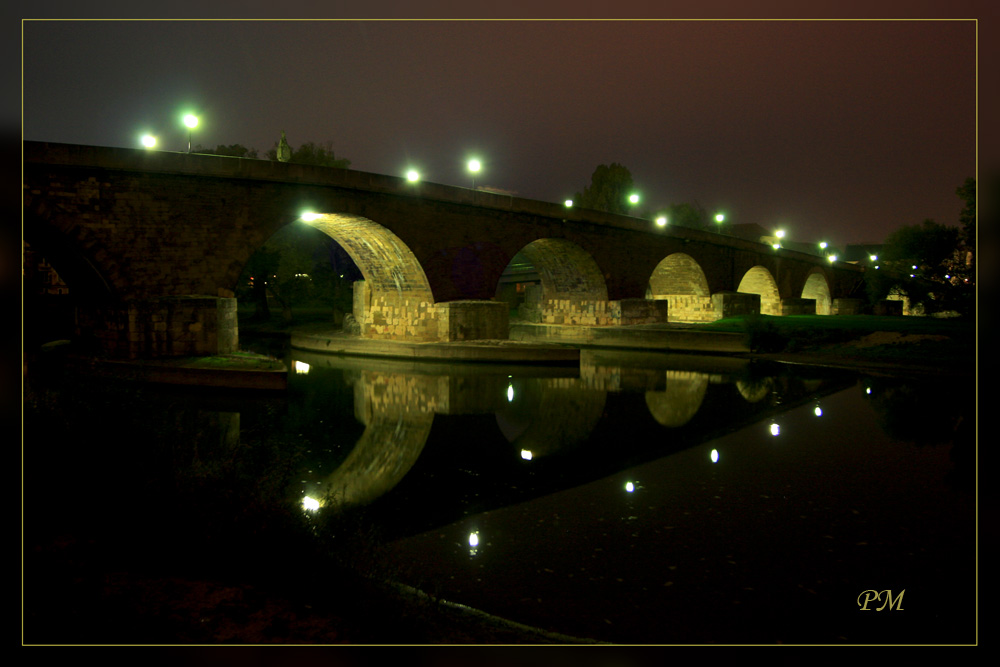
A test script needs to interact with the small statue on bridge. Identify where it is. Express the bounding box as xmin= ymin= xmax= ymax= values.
xmin=277 ymin=131 xmax=292 ymax=163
